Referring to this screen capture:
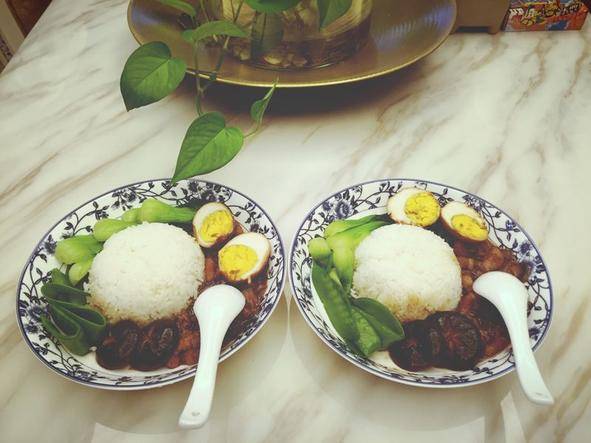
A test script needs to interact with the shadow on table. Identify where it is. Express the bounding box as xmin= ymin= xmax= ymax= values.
xmin=69 ymin=296 xmax=288 ymax=439
xmin=171 ymin=59 xmax=430 ymax=119
xmin=287 ymin=295 xmax=515 ymax=442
